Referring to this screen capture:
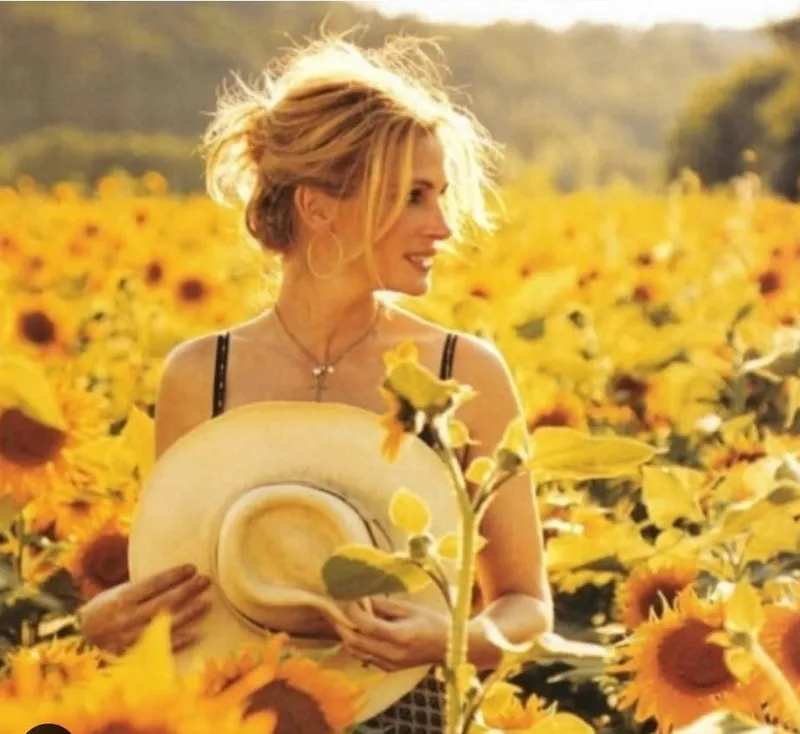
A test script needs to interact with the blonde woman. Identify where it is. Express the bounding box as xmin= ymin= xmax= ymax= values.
xmin=77 ymin=34 xmax=553 ymax=732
